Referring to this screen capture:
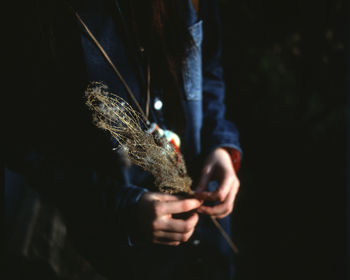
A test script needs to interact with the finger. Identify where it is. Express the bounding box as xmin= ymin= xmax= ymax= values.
xmin=153 ymin=193 xmax=184 ymax=202
xmin=194 ymin=191 xmax=214 ymax=201
xmin=195 ymin=164 xmax=213 ymax=193
xmin=197 ymin=194 xmax=233 ymax=217
xmin=154 ymin=193 xmax=197 ymax=202
xmin=211 ymin=173 xmax=235 ymax=202
xmin=199 ymin=179 xmax=239 ymax=218
xmin=156 ymin=198 xmax=202 ymax=215
xmin=153 ymin=239 xmax=181 ymax=246
xmin=198 ymin=173 xmax=236 ymax=203
xmin=159 ymin=212 xmax=199 ymax=233
xmin=154 ymin=228 xmax=195 ymax=243
xmin=198 ymin=180 xmax=239 ymax=218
